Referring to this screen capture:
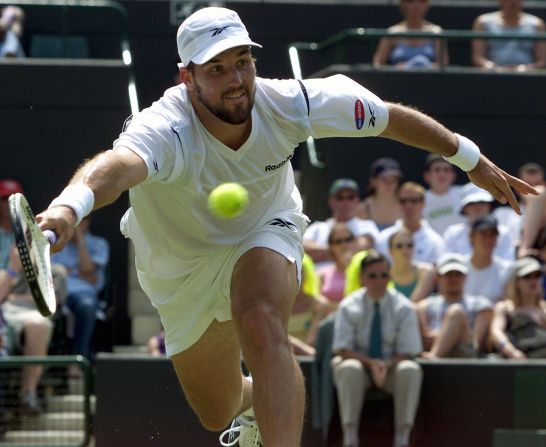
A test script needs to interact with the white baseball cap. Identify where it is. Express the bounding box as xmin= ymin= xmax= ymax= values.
xmin=437 ymin=253 xmax=469 ymax=275
xmin=176 ymin=7 xmax=262 ymax=68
